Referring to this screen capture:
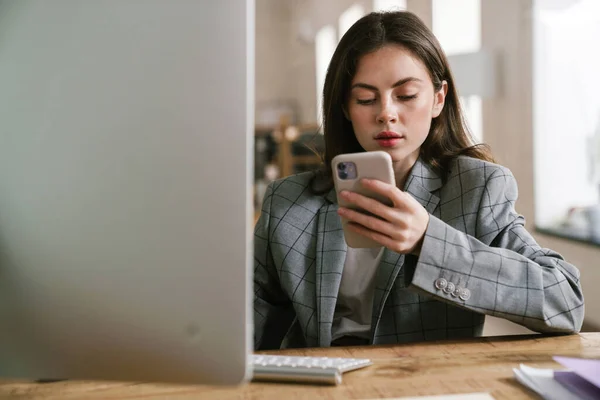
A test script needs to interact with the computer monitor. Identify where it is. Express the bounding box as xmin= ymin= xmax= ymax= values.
xmin=0 ymin=0 xmax=253 ymax=385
